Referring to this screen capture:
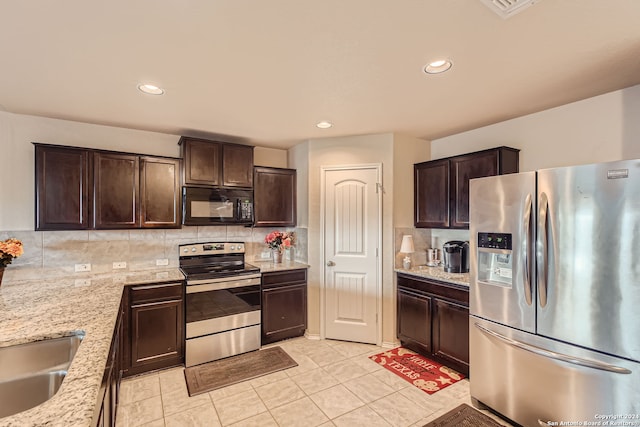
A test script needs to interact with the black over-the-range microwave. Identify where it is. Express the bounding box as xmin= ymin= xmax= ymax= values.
xmin=182 ymin=186 xmax=253 ymax=225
